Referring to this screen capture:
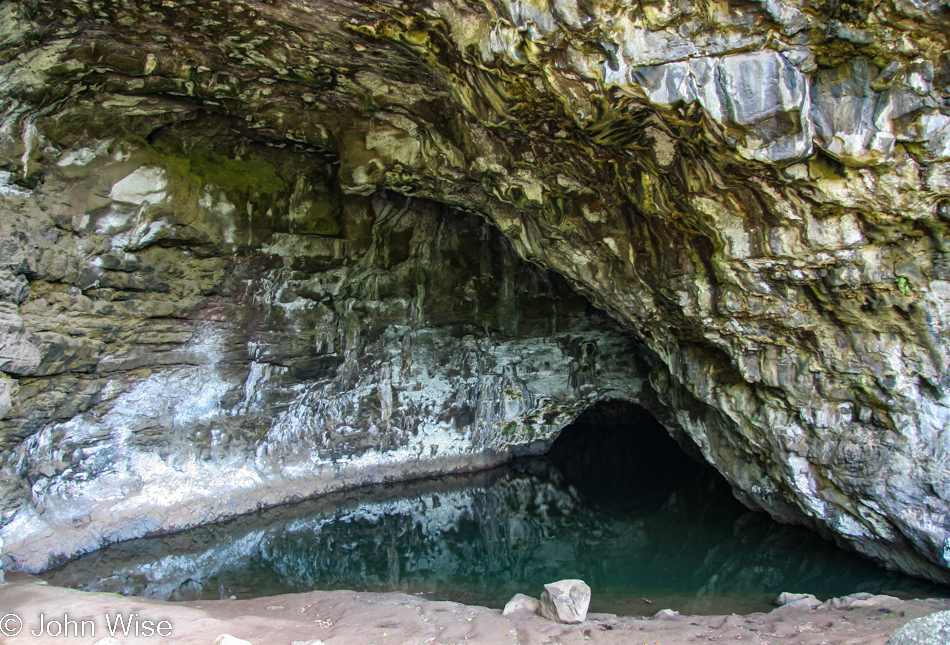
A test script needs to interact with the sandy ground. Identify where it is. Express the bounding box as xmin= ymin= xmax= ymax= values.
xmin=1 ymin=574 xmax=948 ymax=645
